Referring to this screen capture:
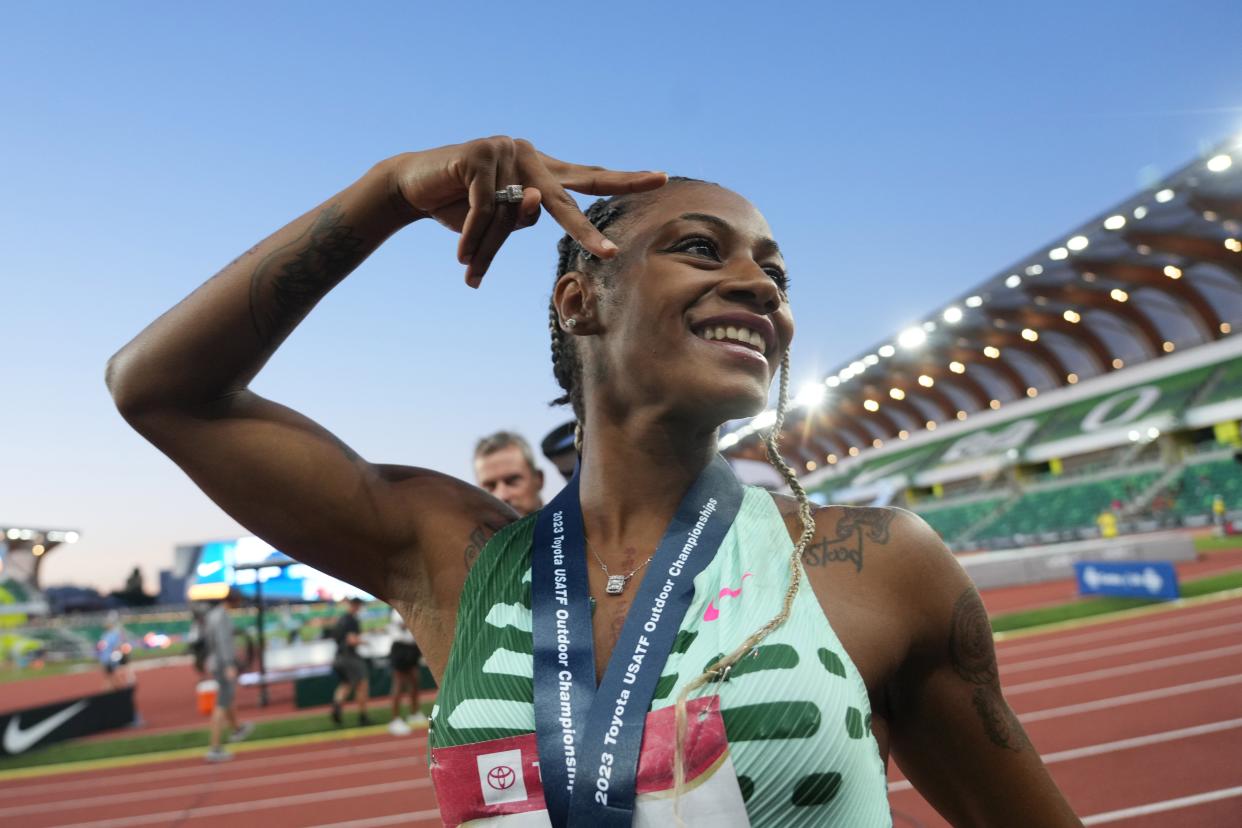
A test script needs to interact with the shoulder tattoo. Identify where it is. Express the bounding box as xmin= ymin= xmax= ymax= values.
xmin=800 ymin=506 xmax=894 ymax=573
